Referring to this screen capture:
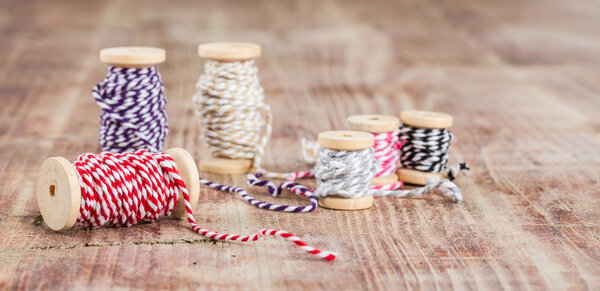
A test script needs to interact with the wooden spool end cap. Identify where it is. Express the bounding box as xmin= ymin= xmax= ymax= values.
xmin=166 ymin=148 xmax=200 ymax=219
xmin=318 ymin=131 xmax=374 ymax=151
xmin=198 ymin=42 xmax=261 ymax=61
xmin=371 ymin=174 xmax=398 ymax=186
xmin=100 ymin=47 xmax=166 ymax=68
xmin=347 ymin=114 xmax=400 ymax=133
xmin=36 ymin=157 xmax=81 ymax=231
xmin=397 ymin=168 xmax=448 ymax=186
xmin=199 ymin=156 xmax=252 ymax=175
xmin=318 ymin=194 xmax=374 ymax=210
xmin=400 ymin=110 xmax=453 ymax=129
